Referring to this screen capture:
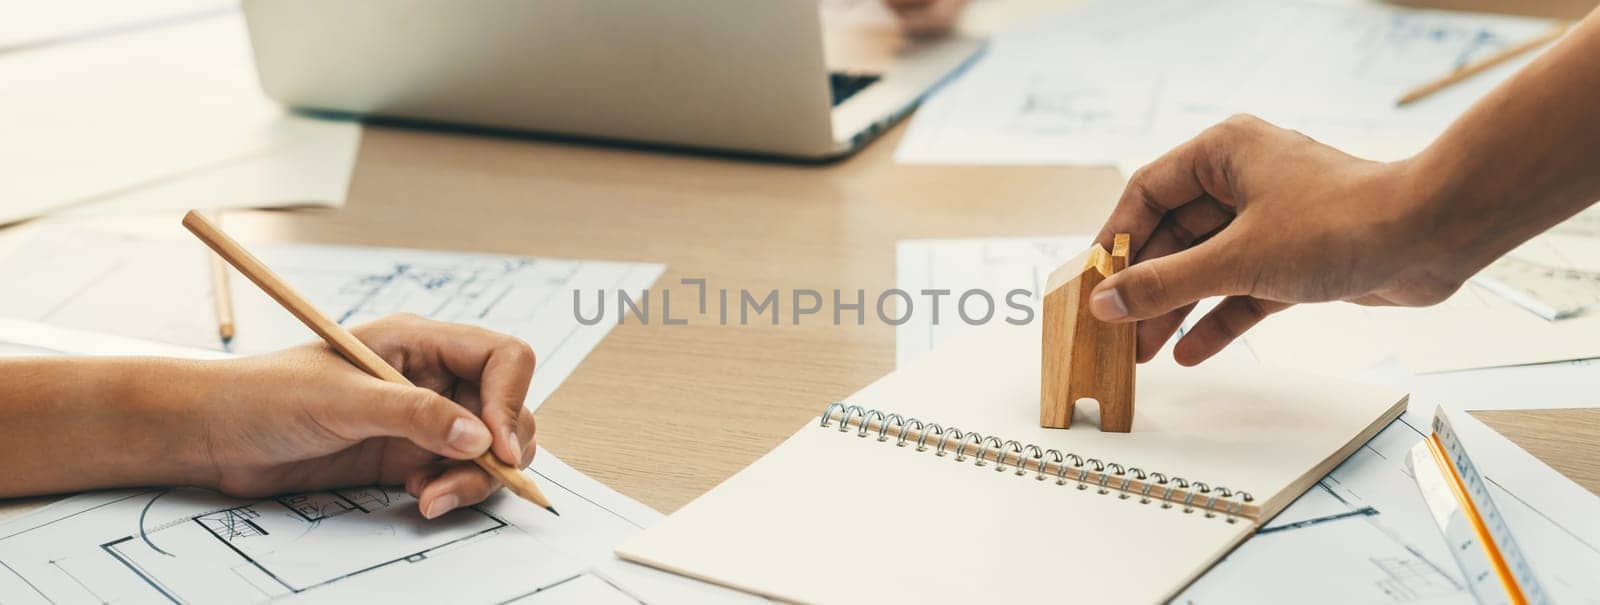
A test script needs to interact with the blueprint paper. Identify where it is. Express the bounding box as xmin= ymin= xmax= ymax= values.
xmin=0 ymin=226 xmax=663 ymax=412
xmin=896 ymin=0 xmax=1555 ymax=167
xmin=0 ymin=318 xmax=749 ymax=602
xmin=1181 ymin=405 xmax=1600 ymax=604
xmin=0 ymin=448 xmax=762 ymax=604
xmin=1179 ymin=417 xmax=1471 ymax=604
